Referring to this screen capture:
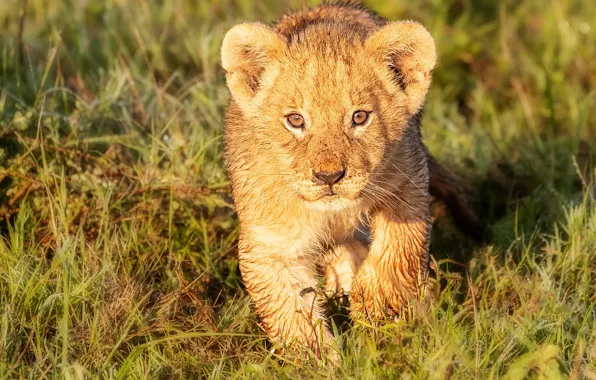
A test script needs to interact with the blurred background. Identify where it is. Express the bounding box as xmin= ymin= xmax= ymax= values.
xmin=0 ymin=0 xmax=594 ymax=378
